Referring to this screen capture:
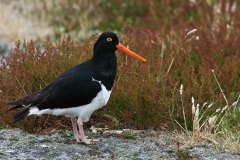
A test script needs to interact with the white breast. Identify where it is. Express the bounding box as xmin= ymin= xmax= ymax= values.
xmin=28 ymin=78 xmax=112 ymax=122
